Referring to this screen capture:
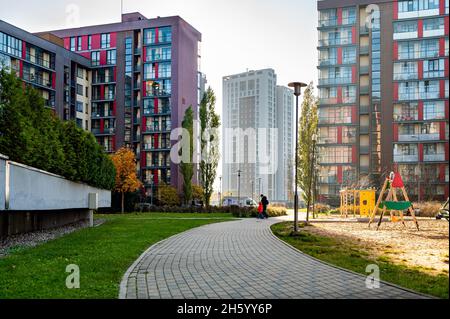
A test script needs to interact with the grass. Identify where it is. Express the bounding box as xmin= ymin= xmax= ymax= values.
xmin=271 ymin=222 xmax=449 ymax=299
xmin=0 ymin=213 xmax=235 ymax=299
